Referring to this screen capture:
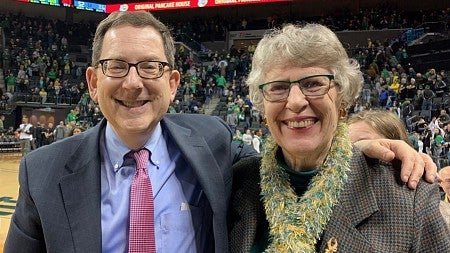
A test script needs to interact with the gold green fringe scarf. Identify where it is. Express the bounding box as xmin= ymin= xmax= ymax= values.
xmin=260 ymin=121 xmax=353 ymax=253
